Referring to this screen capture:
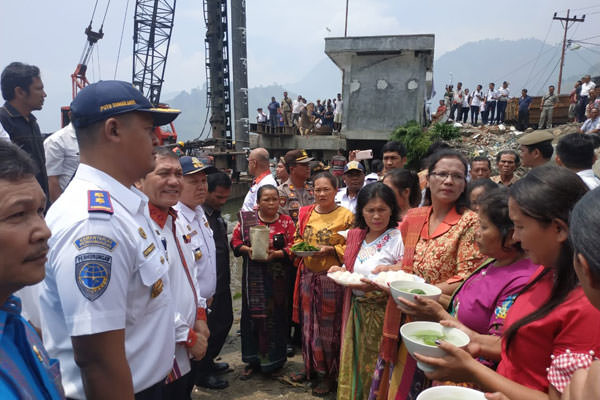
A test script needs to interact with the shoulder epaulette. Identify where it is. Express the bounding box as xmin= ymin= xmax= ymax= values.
xmin=87 ymin=190 xmax=114 ymax=215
